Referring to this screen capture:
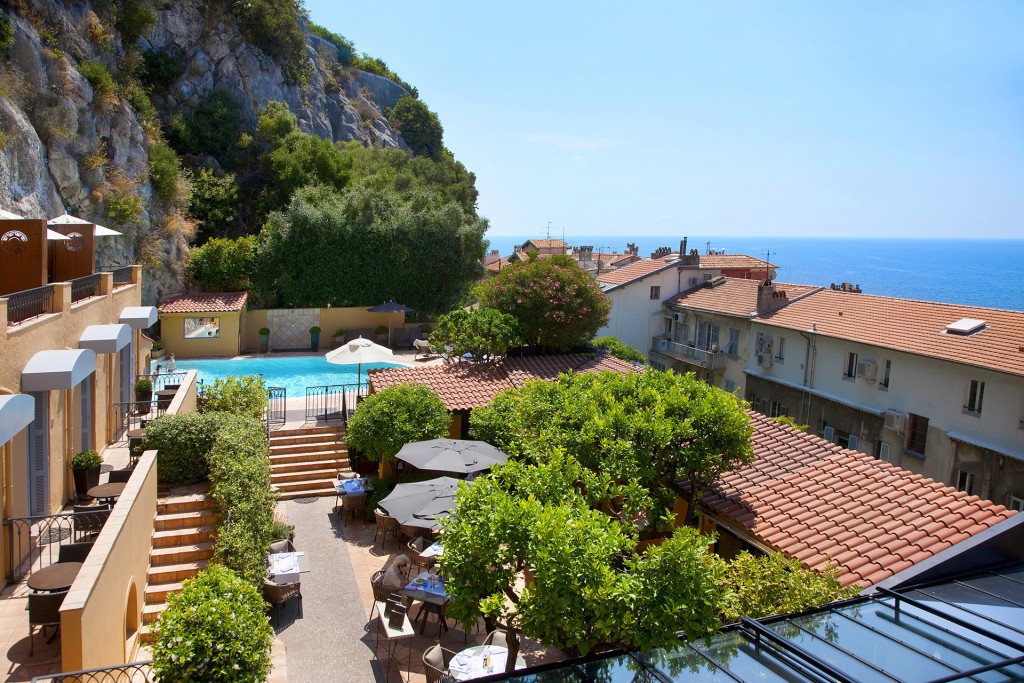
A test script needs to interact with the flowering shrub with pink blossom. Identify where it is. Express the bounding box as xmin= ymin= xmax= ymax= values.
xmin=476 ymin=254 xmax=610 ymax=351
